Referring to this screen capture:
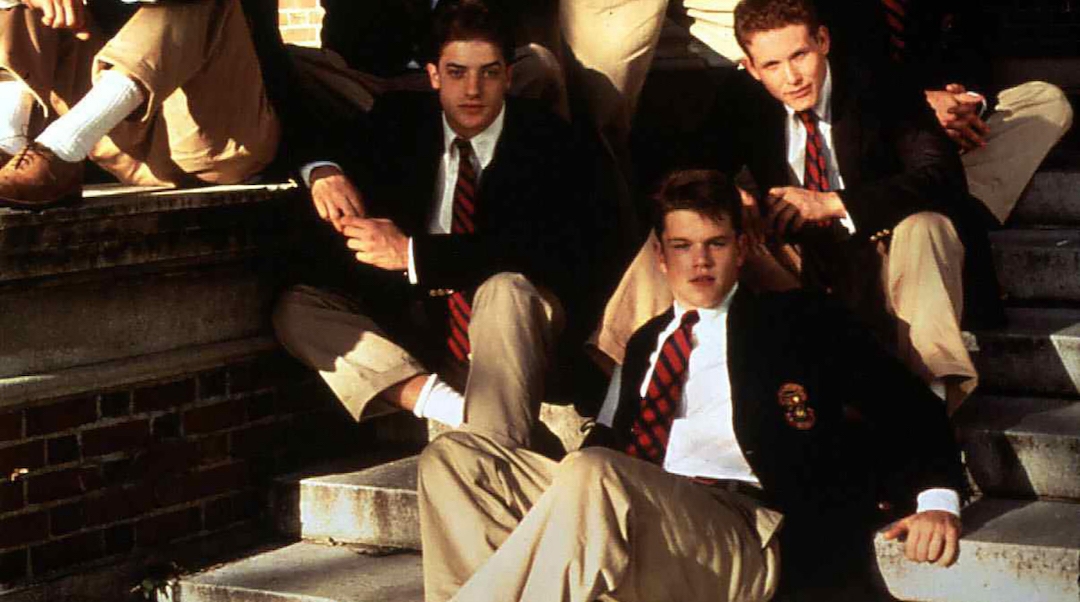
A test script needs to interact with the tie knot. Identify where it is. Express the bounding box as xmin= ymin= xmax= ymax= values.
xmin=680 ymin=310 xmax=700 ymax=329
xmin=796 ymin=110 xmax=818 ymax=128
xmin=453 ymin=137 xmax=474 ymax=159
